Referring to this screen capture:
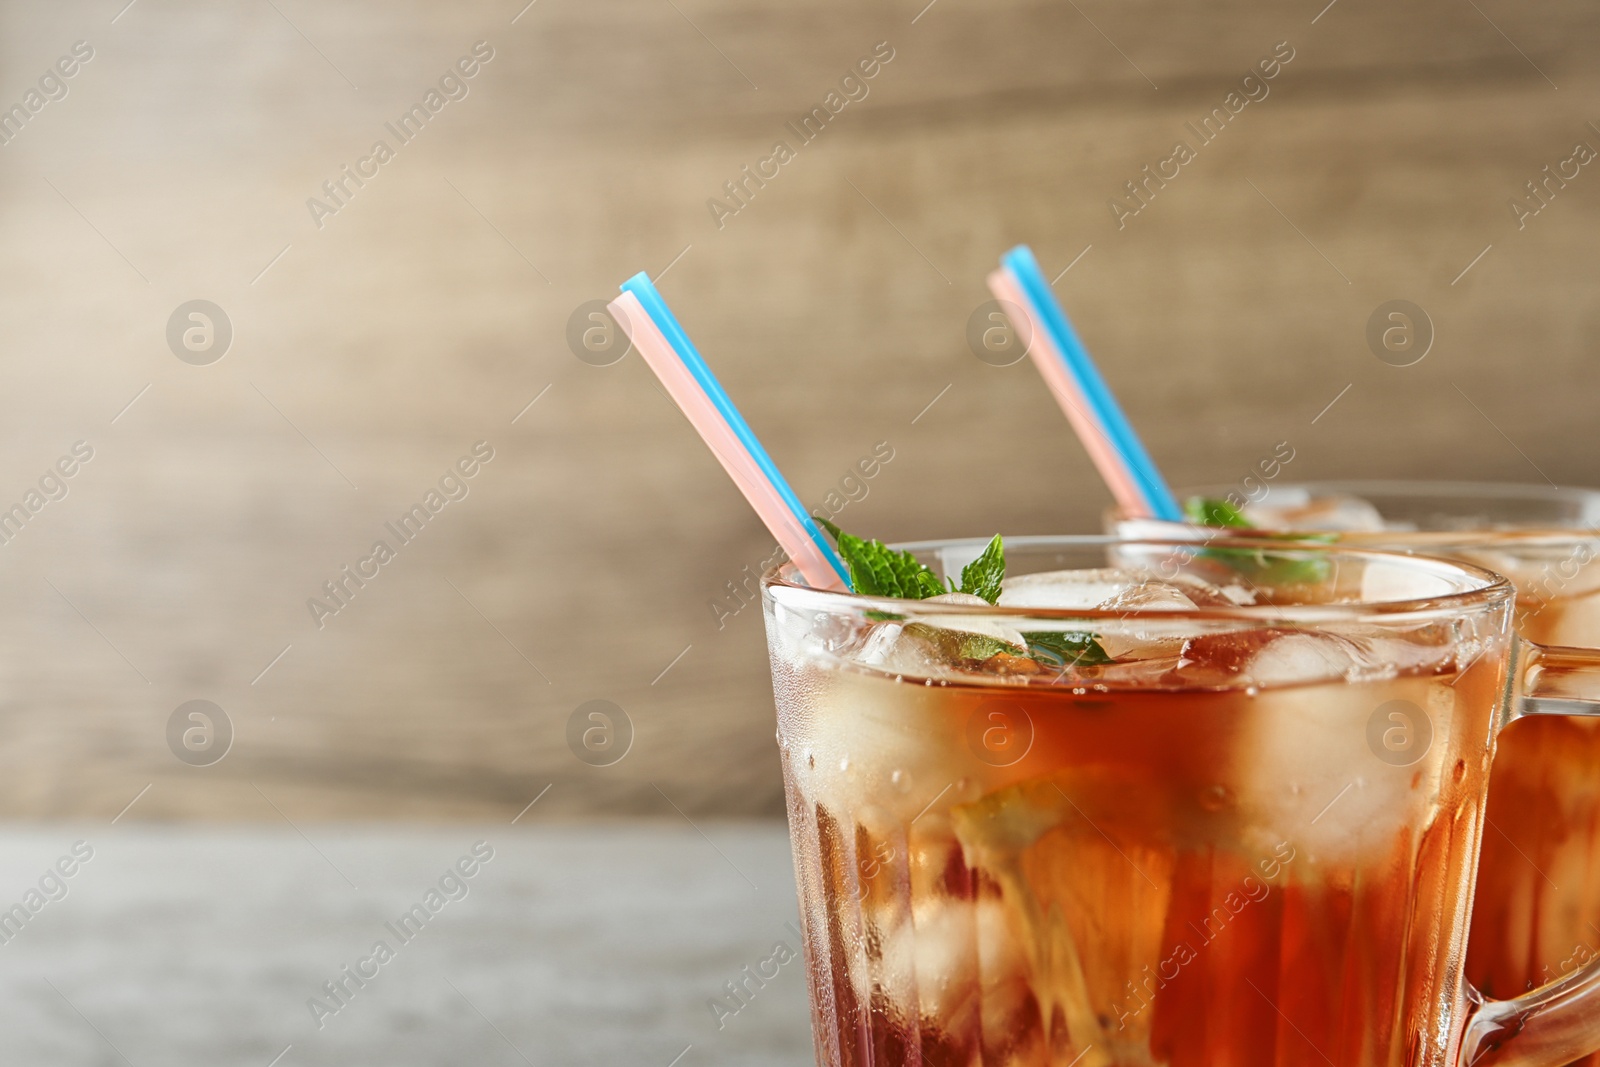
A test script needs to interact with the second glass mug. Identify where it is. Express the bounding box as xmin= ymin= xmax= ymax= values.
xmin=763 ymin=536 xmax=1600 ymax=1067
xmin=1110 ymin=481 xmax=1600 ymax=1030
